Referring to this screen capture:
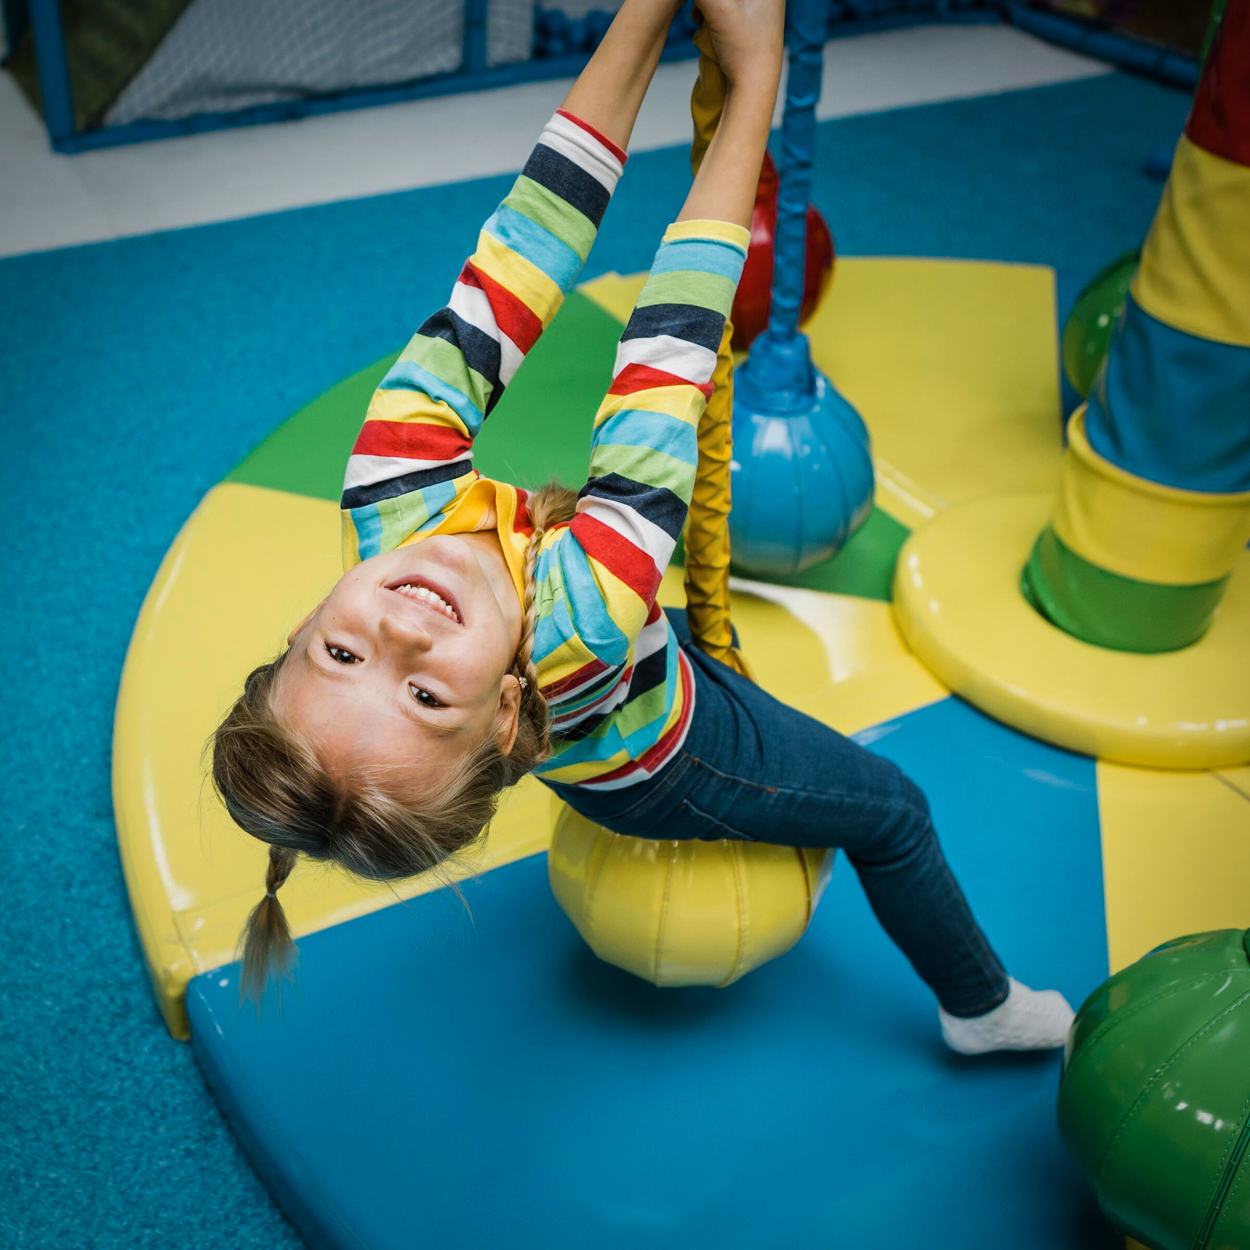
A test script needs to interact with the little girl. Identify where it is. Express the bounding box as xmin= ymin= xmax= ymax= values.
xmin=213 ymin=0 xmax=1074 ymax=1055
